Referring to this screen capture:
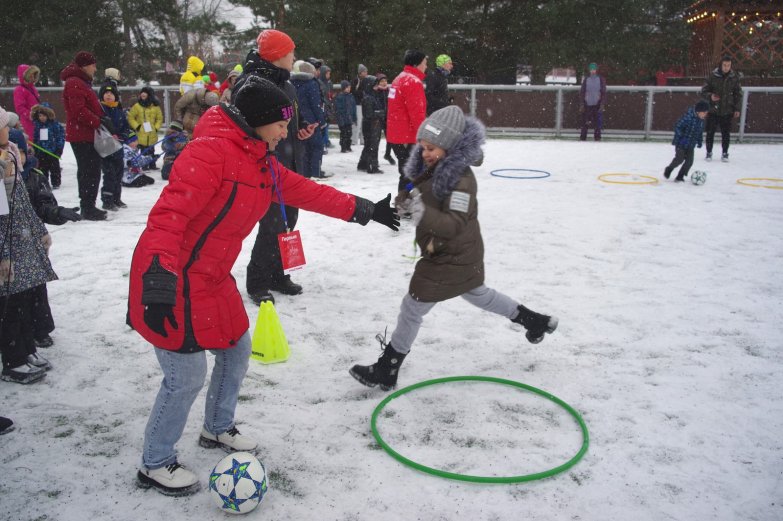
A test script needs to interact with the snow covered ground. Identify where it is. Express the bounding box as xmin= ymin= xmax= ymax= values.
xmin=2 ymin=138 xmax=782 ymax=521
